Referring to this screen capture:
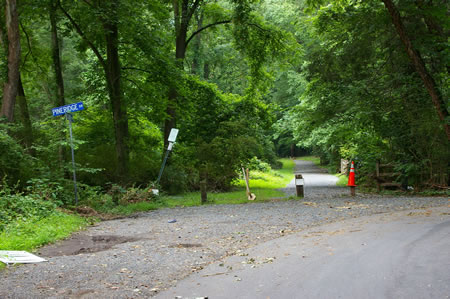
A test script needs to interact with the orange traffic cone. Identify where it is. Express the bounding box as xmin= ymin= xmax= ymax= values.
xmin=347 ymin=161 xmax=356 ymax=186
xmin=347 ymin=161 xmax=356 ymax=196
